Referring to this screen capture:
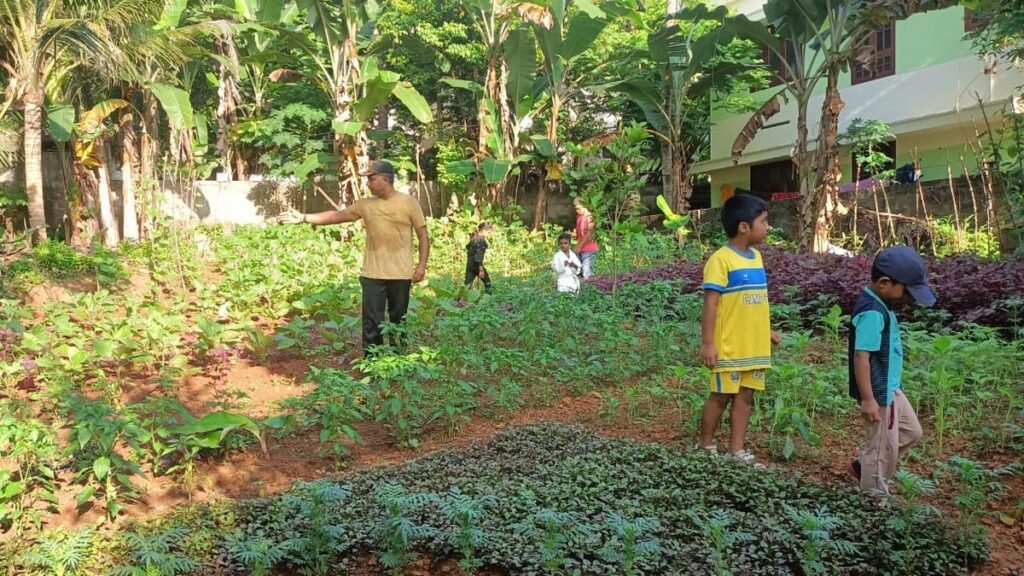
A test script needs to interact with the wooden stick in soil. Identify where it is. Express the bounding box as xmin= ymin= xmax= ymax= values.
xmin=972 ymin=97 xmax=1007 ymax=233
xmin=313 ymin=182 xmax=341 ymax=211
xmin=871 ymin=184 xmax=885 ymax=249
xmin=977 ymin=159 xmax=1000 ymax=250
xmin=968 ymin=117 xmax=1016 ymax=250
xmin=416 ymin=144 xmax=432 ymax=217
xmin=852 ymin=164 xmax=861 ymax=252
xmin=960 ymin=154 xmax=981 ymax=239
xmin=912 ymin=151 xmax=934 ymax=255
xmin=945 ymin=151 xmax=964 ymax=249
xmin=878 ymin=176 xmax=897 ymax=243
